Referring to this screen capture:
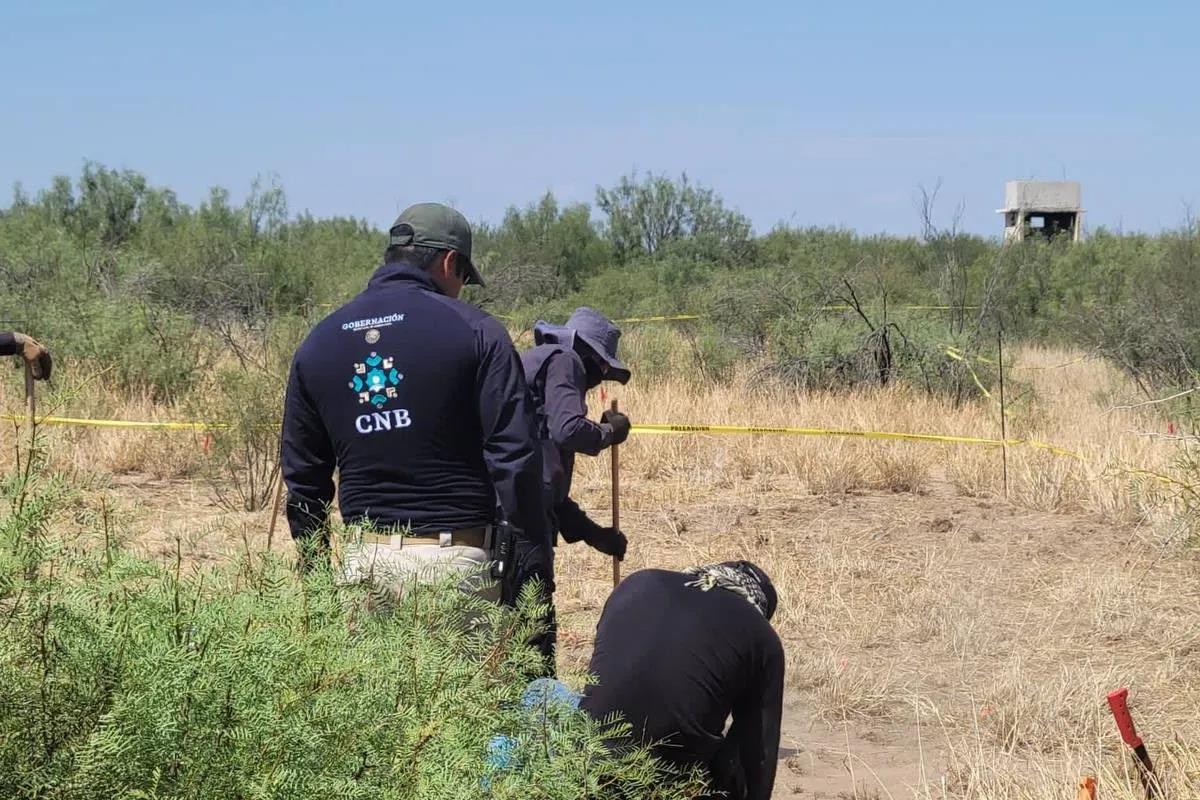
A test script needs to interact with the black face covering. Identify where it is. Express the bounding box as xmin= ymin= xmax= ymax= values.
xmin=583 ymin=357 xmax=605 ymax=389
